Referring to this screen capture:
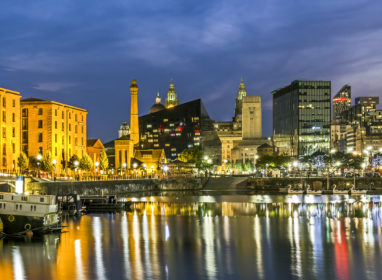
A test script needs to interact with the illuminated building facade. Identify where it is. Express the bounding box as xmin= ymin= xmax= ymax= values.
xmin=215 ymin=79 xmax=266 ymax=165
xmin=272 ymin=80 xmax=331 ymax=156
xmin=86 ymin=139 xmax=104 ymax=172
xmin=20 ymin=98 xmax=87 ymax=172
xmin=139 ymin=99 xmax=221 ymax=163
xmin=0 ymin=87 xmax=21 ymax=172
xmin=332 ymin=95 xmax=382 ymax=154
